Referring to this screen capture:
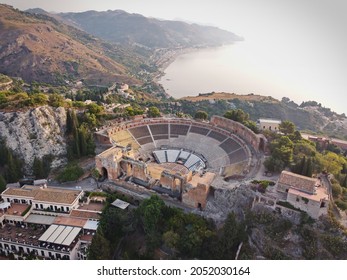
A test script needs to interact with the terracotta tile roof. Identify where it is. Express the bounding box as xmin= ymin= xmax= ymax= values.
xmin=53 ymin=216 xmax=87 ymax=228
xmin=2 ymin=188 xmax=37 ymax=198
xmin=278 ymin=171 xmax=318 ymax=194
xmin=70 ymin=210 xmax=101 ymax=220
xmin=2 ymin=187 xmax=82 ymax=205
xmin=34 ymin=188 xmax=82 ymax=204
